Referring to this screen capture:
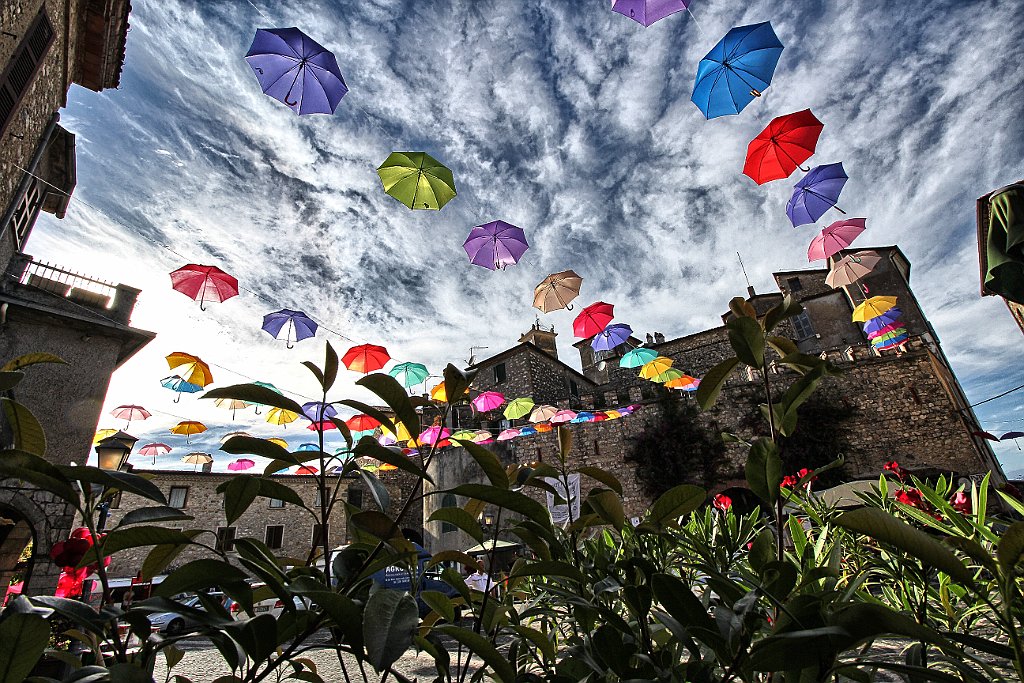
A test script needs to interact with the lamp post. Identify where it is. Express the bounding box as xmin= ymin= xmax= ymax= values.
xmin=93 ymin=430 xmax=137 ymax=532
